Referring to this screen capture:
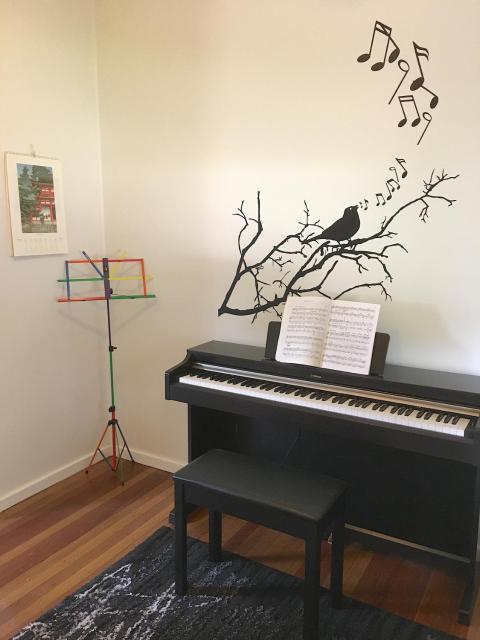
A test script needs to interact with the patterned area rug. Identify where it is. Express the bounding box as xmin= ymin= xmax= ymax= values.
xmin=13 ymin=526 xmax=458 ymax=640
